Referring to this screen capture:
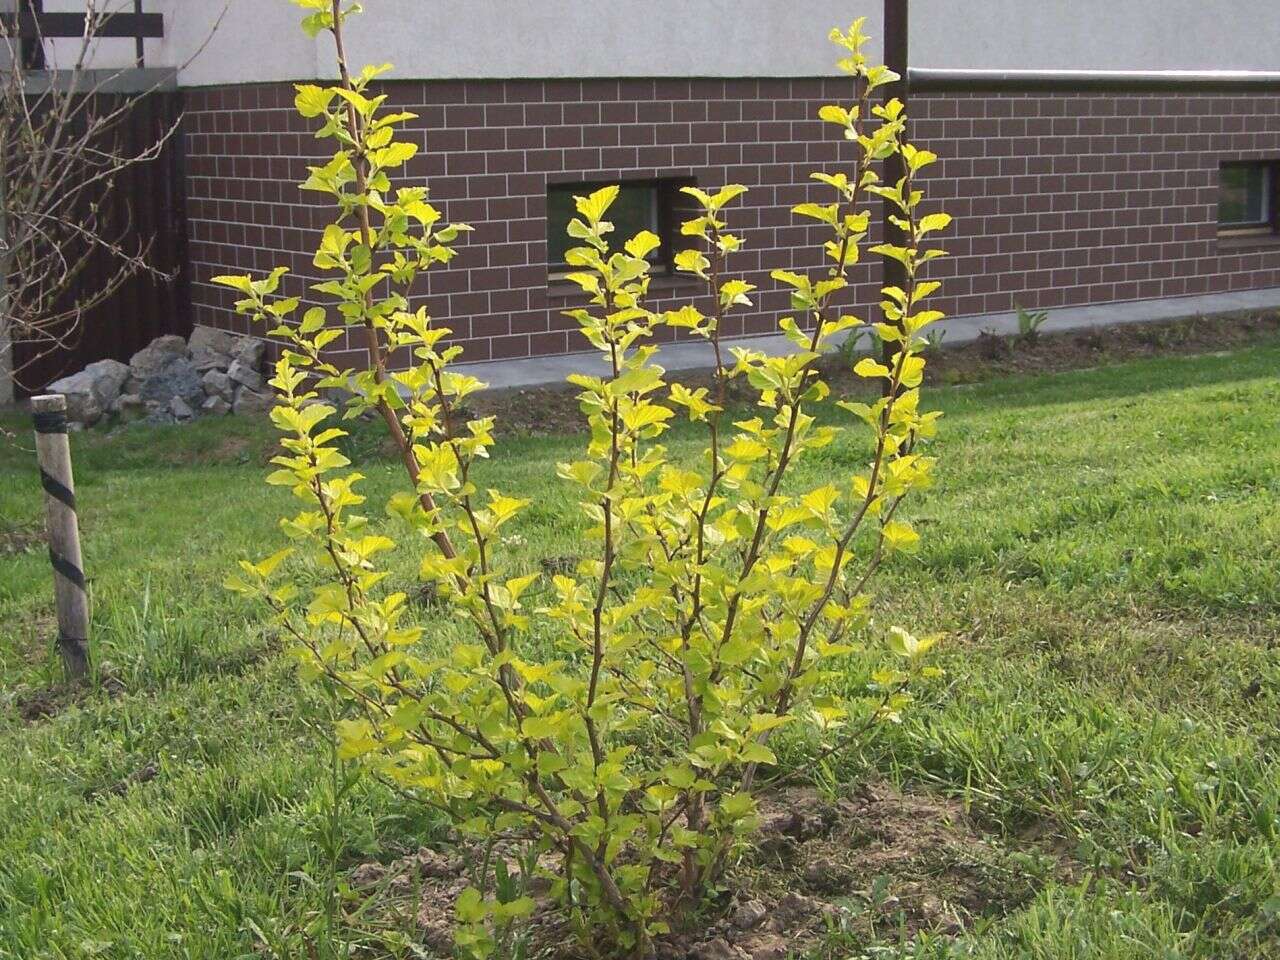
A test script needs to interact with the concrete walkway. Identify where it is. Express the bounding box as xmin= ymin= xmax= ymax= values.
xmin=459 ymin=286 xmax=1280 ymax=392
